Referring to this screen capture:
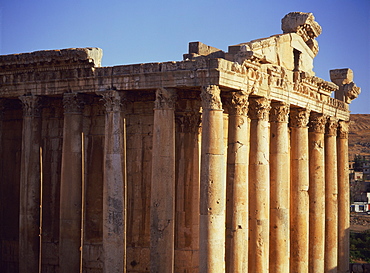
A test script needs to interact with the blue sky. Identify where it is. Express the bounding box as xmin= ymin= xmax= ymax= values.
xmin=1 ymin=0 xmax=369 ymax=113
